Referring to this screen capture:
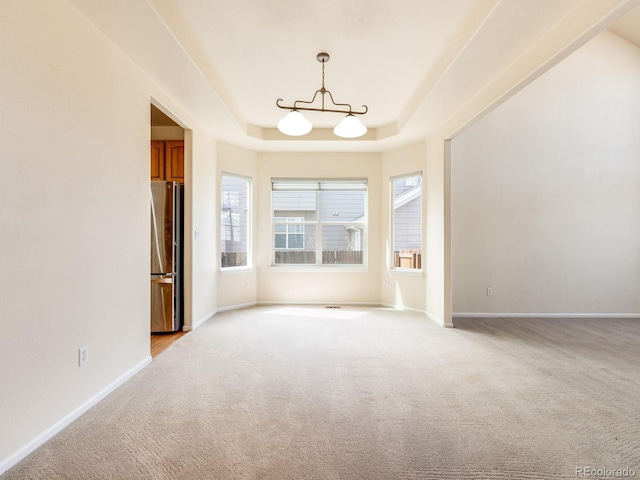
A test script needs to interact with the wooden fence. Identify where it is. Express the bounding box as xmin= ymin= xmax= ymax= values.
xmin=224 ymin=250 xmax=415 ymax=267
xmin=393 ymin=249 xmax=422 ymax=269
xmin=275 ymin=250 xmax=316 ymax=264
xmin=322 ymin=250 xmax=363 ymax=264
xmin=220 ymin=252 xmax=247 ymax=268
xmin=275 ymin=250 xmax=363 ymax=265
